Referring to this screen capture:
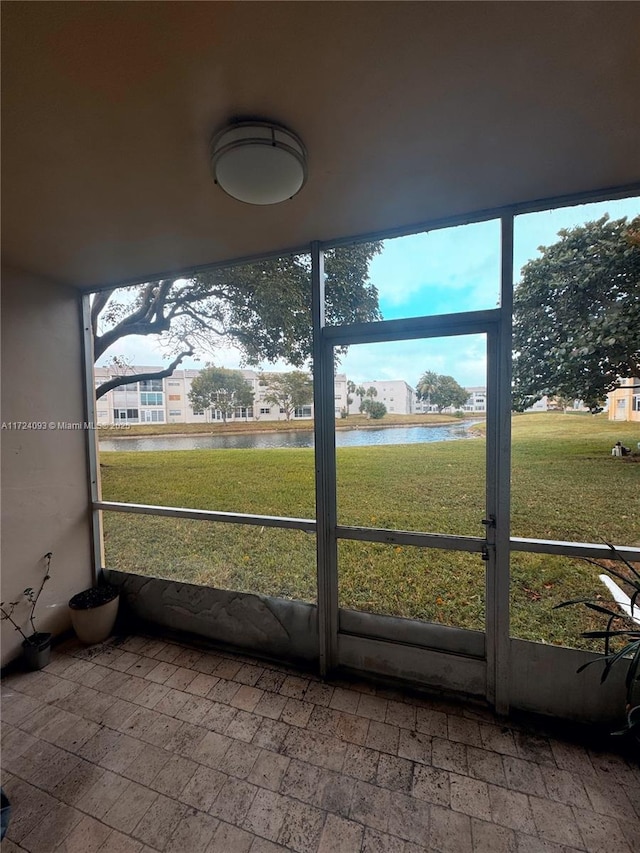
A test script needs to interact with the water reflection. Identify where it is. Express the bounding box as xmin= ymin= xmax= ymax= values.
xmin=99 ymin=421 xmax=483 ymax=452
